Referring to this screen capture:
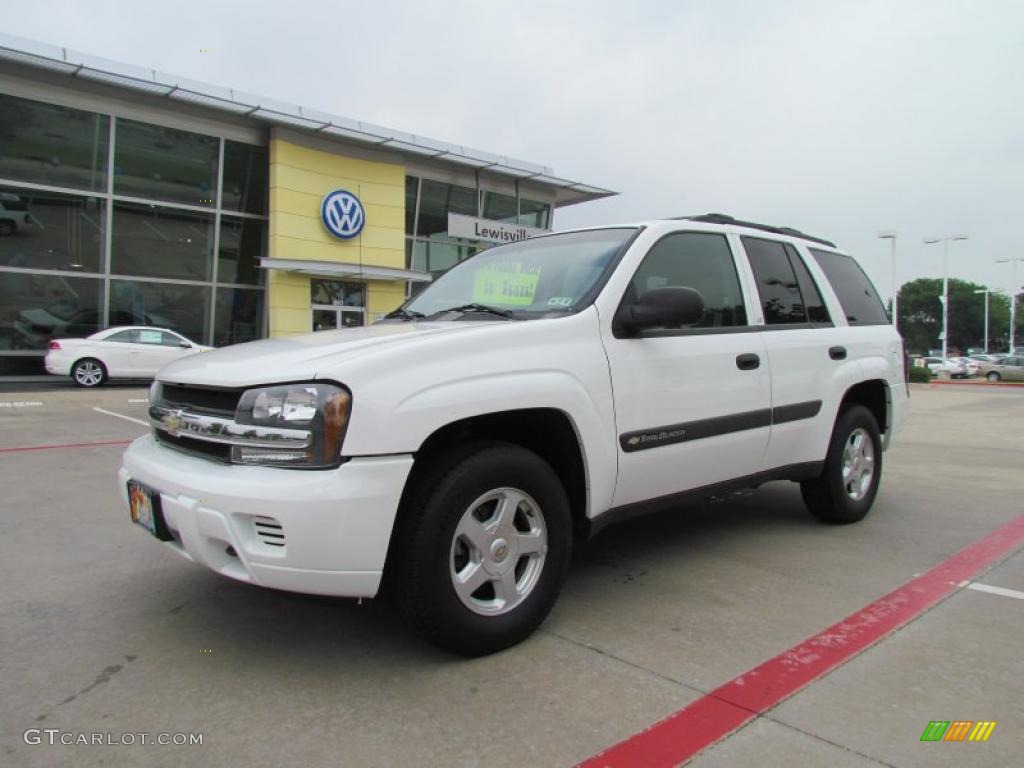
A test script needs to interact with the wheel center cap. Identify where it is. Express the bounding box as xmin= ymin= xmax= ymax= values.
xmin=490 ymin=538 xmax=509 ymax=563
